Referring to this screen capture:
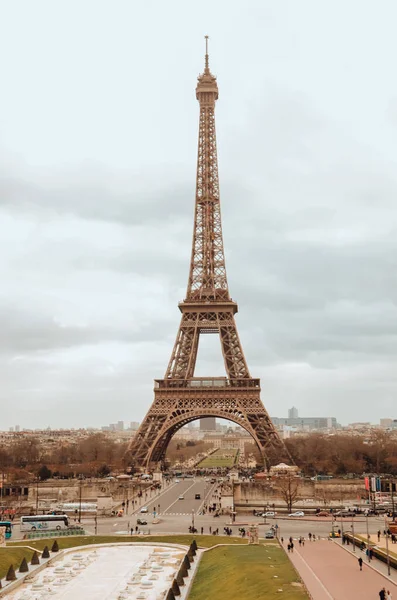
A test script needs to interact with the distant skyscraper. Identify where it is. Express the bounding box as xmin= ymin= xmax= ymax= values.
xmin=200 ymin=417 xmax=216 ymax=431
xmin=288 ymin=406 xmax=299 ymax=419
xmin=116 ymin=421 xmax=124 ymax=431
